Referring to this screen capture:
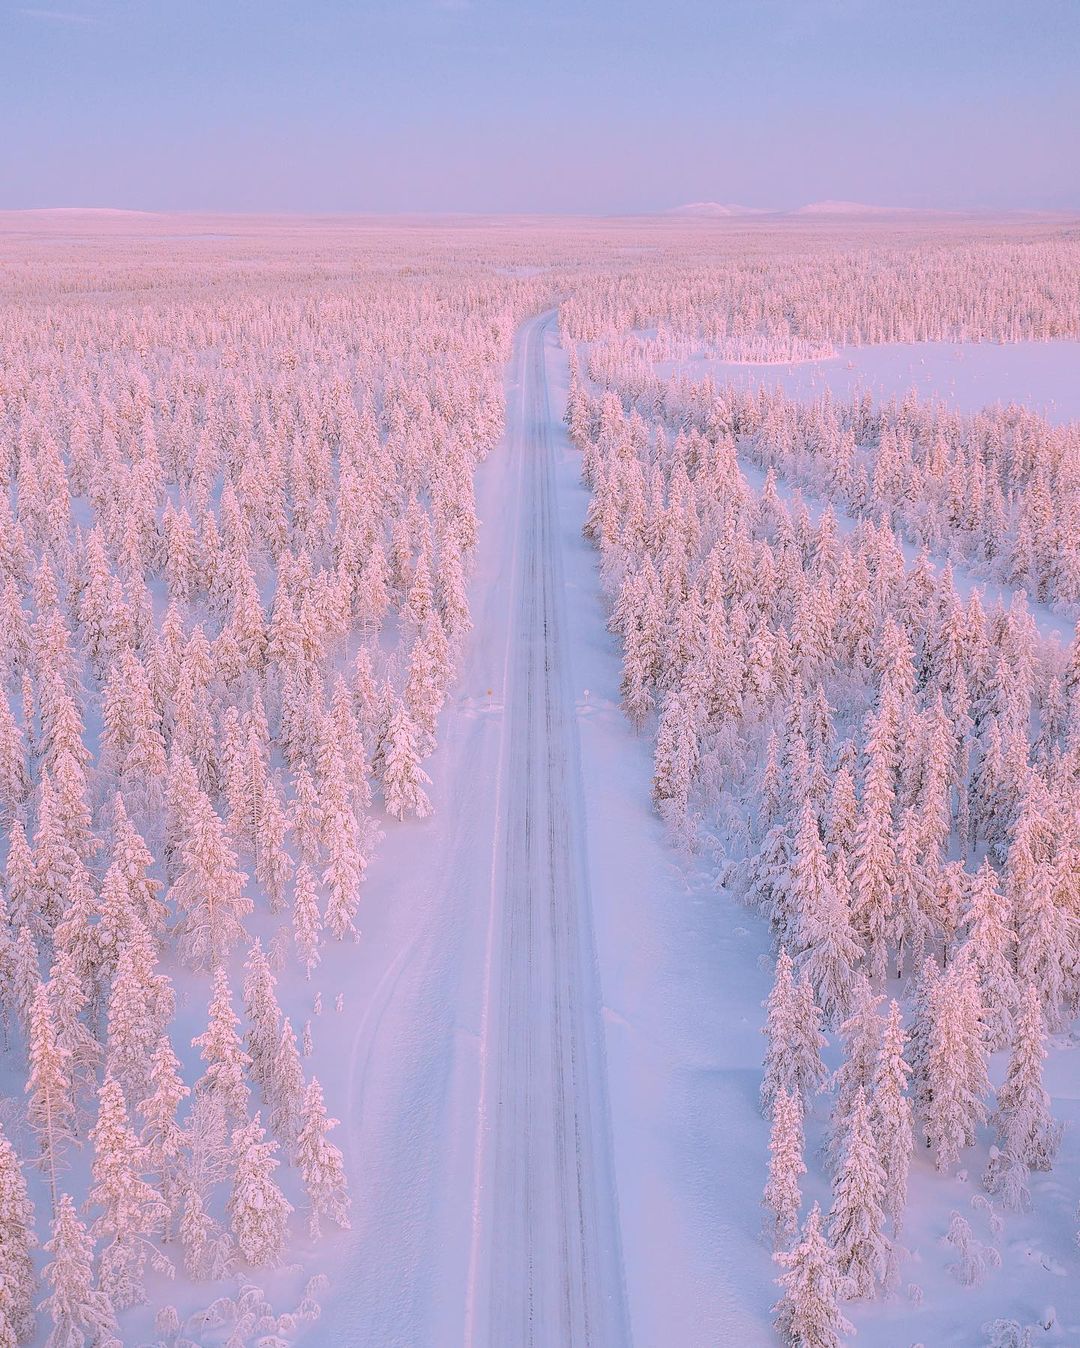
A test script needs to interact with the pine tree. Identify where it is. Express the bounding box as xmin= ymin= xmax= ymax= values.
xmin=1017 ymin=859 xmax=1076 ymax=1030
xmin=227 ymin=1115 xmax=293 ymax=1267
xmin=32 ymin=774 xmax=82 ymax=933
xmin=827 ymin=975 xmax=883 ymax=1171
xmin=761 ymin=950 xmax=828 ymax=1114
xmin=295 ymin=1077 xmax=350 ymax=1239
xmin=48 ymin=950 xmax=100 ymax=1108
xmin=763 ymin=1087 xmax=805 ymax=1248
xmin=652 ymin=688 xmax=700 ymax=824
xmin=851 ymin=705 xmax=897 ymax=985
xmin=192 ymin=968 xmax=251 ymax=1126
xmin=905 ymin=956 xmax=940 ymax=1131
xmin=177 ymin=1096 xmax=233 ymax=1281
xmin=828 ymin=1086 xmax=890 ymax=1299
xmin=242 ymin=939 xmax=281 ymax=1098
xmin=26 ymin=982 xmax=76 ymax=1215
xmin=773 ymin=1203 xmax=854 ymax=1348
xmin=292 ymin=862 xmax=323 ymax=979
xmin=267 ymin=1017 xmax=305 ymax=1148
xmin=794 ymin=834 xmax=864 ymax=1028
xmin=961 ymin=858 xmax=1016 ymax=1051
xmin=3 ymin=820 xmax=42 ymax=938
xmin=984 ymin=984 xmax=1061 ymax=1210
xmin=925 ymin=953 xmax=991 ymax=1171
xmin=109 ymin=794 xmax=166 ymax=943
xmin=39 ymin=1193 xmax=118 ymax=1348
xmin=253 ymin=775 xmax=293 ymax=914
xmin=11 ymin=924 xmax=40 ymax=1040
xmin=378 ymin=699 xmax=432 ymax=821
xmin=0 ymin=688 xmax=29 ymax=824
xmin=136 ymin=1036 xmax=189 ymax=1244
xmin=871 ymin=1000 xmax=913 ymax=1239
xmin=171 ymin=790 xmax=252 ymax=970
xmin=104 ymin=917 xmax=174 ymax=1103
xmin=92 ymin=862 xmax=138 ymax=1013
xmin=88 ymin=1076 xmax=170 ymax=1309
xmin=289 ymin=764 xmax=323 ymax=866
xmin=0 ymin=1120 xmax=37 ymax=1344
